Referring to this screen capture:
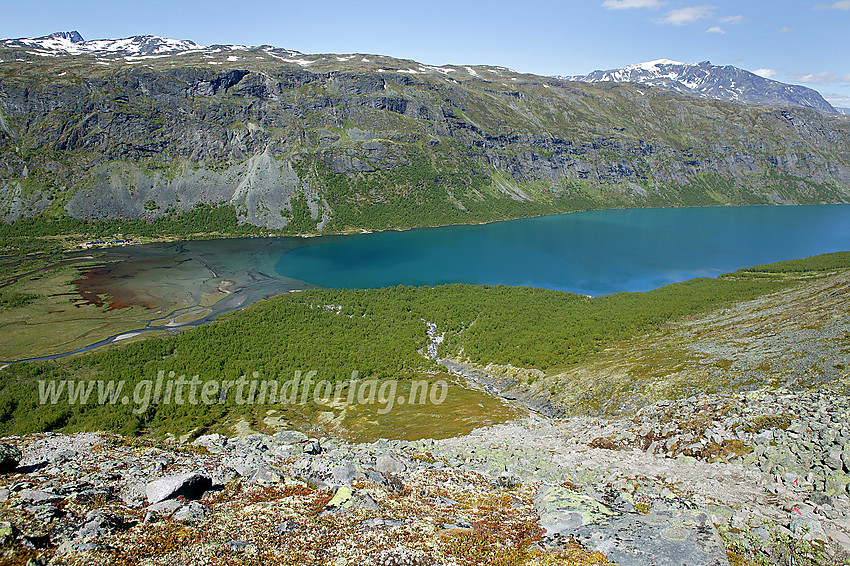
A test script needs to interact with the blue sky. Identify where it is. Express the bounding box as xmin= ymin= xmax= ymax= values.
xmin=3 ymin=0 xmax=848 ymax=106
